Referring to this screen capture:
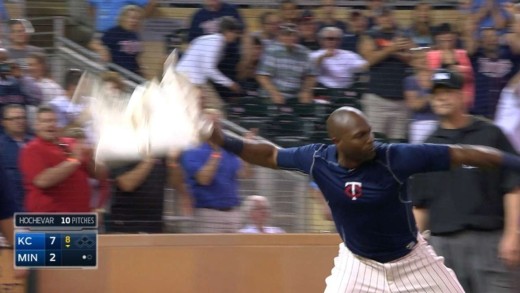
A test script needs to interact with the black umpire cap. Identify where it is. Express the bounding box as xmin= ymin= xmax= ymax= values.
xmin=432 ymin=68 xmax=464 ymax=91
